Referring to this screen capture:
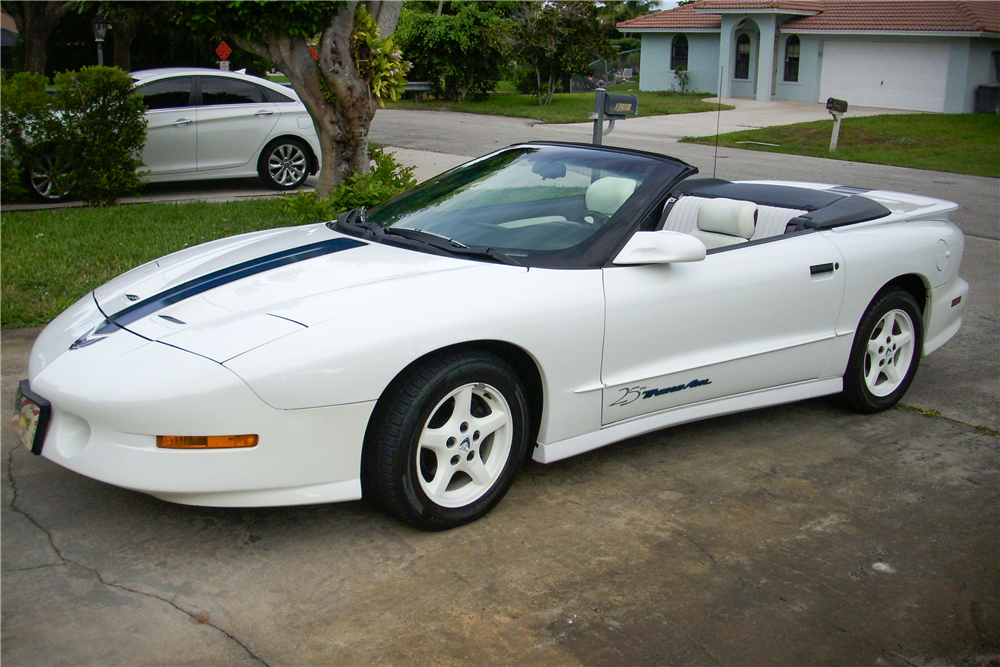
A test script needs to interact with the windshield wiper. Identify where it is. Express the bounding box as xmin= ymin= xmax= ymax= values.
xmin=384 ymin=227 xmax=467 ymax=248
xmin=383 ymin=228 xmax=519 ymax=266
